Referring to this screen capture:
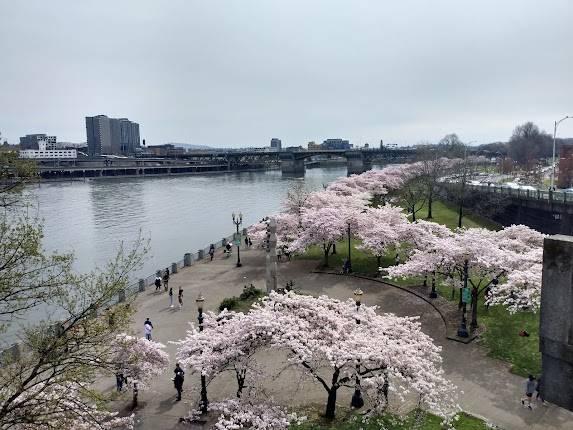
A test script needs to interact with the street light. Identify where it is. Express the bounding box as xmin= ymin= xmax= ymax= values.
xmin=196 ymin=294 xmax=209 ymax=413
xmin=457 ymin=259 xmax=469 ymax=338
xmin=551 ymin=116 xmax=573 ymax=190
xmin=350 ymin=288 xmax=364 ymax=409
xmin=232 ymin=212 xmax=243 ymax=267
